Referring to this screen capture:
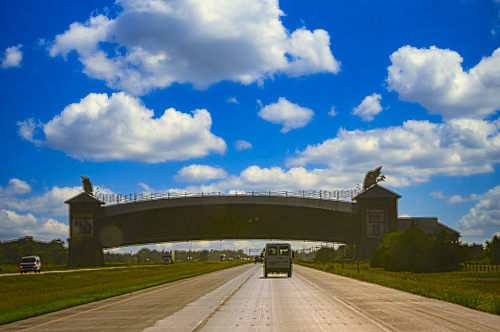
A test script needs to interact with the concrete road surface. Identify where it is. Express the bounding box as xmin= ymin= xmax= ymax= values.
xmin=1 ymin=264 xmax=499 ymax=332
